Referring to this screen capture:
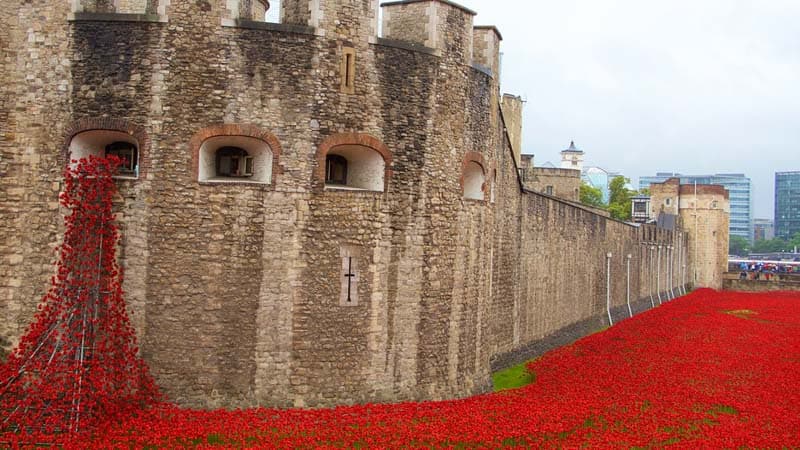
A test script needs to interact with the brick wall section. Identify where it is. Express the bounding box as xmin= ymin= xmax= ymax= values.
xmin=1 ymin=0 xmax=701 ymax=407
